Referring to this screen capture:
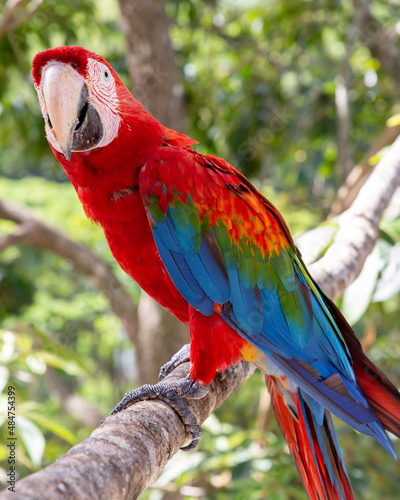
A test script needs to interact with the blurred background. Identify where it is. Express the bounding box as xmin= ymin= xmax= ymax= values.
xmin=1 ymin=0 xmax=400 ymax=498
